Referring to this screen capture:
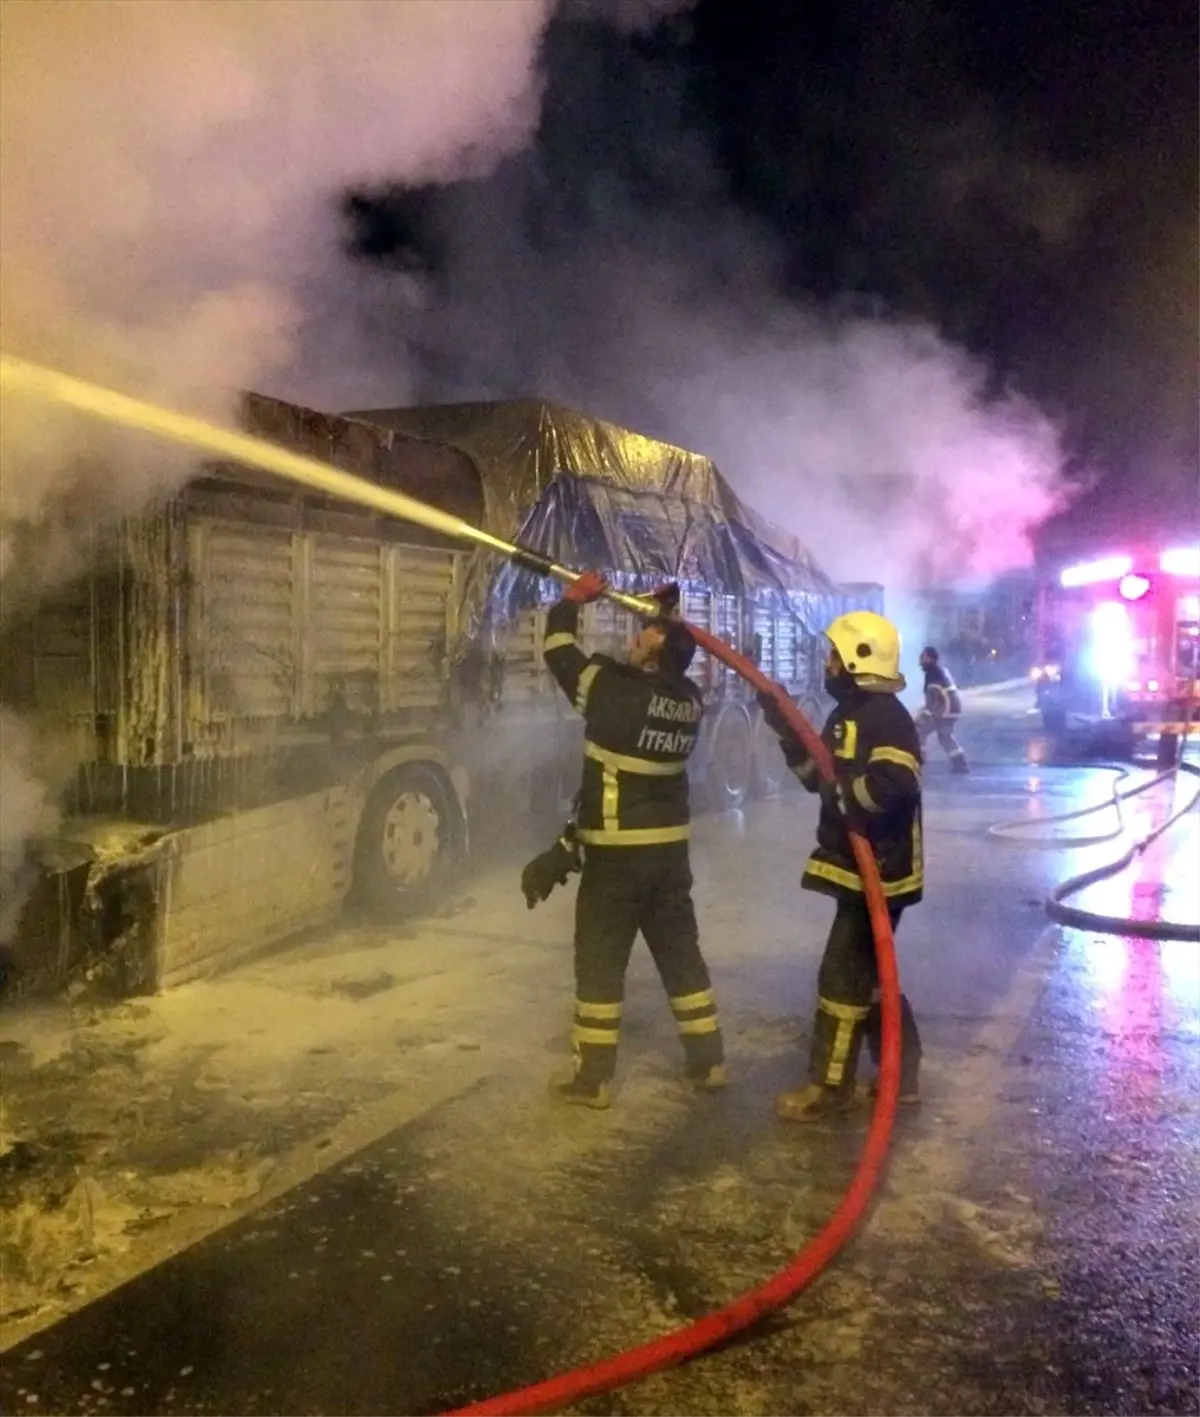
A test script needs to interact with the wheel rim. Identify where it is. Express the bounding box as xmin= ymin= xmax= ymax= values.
xmin=380 ymin=790 xmax=442 ymax=887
